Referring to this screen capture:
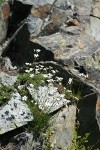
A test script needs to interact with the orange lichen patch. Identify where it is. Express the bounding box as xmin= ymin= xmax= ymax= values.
xmin=31 ymin=4 xmax=51 ymax=19
xmin=66 ymin=19 xmax=81 ymax=28
xmin=1 ymin=2 xmax=10 ymax=26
